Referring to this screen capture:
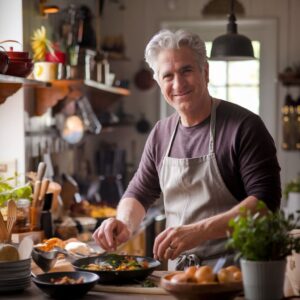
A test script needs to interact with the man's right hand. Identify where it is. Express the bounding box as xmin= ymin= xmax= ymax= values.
xmin=92 ymin=217 xmax=131 ymax=251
